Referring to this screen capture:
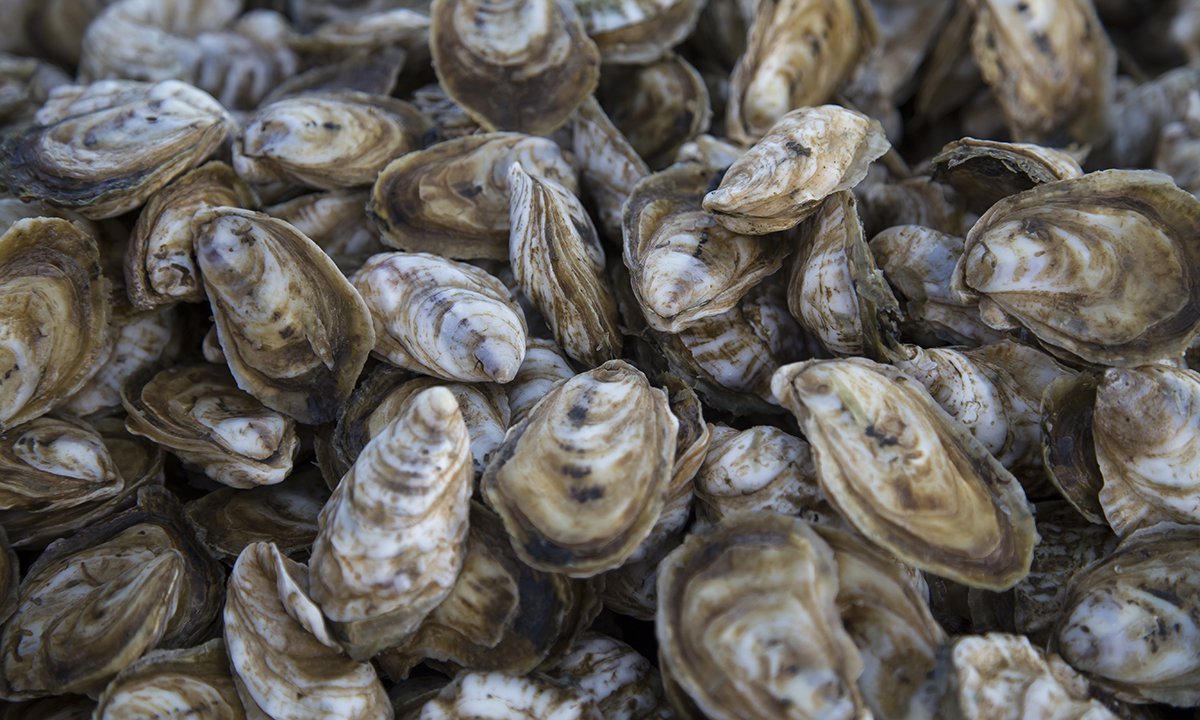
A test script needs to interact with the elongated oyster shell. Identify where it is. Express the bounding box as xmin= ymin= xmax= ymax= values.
xmin=971 ymin=0 xmax=1114 ymax=146
xmin=1041 ymin=373 xmax=1107 ymax=524
xmin=377 ymin=502 xmax=598 ymax=680
xmin=929 ymin=137 xmax=1084 ymax=215
xmin=430 ymin=0 xmax=599 ymax=135
xmin=0 ymin=218 xmax=110 ymax=432
xmin=310 ymin=387 xmax=471 ymax=659
xmin=574 ymin=0 xmax=704 ymax=63
xmin=94 ymin=639 xmax=246 ymax=720
xmin=772 ymin=358 xmax=1037 ymax=590
xmin=657 ymin=512 xmax=868 ymax=719
xmin=225 ymin=542 xmax=391 ymax=719
xmin=416 ymin=672 xmax=601 ymax=719
xmin=726 ymin=0 xmax=876 ymax=143
xmin=235 ymin=91 xmax=432 ymax=190
xmin=0 ymin=80 xmax=233 ymax=219
xmin=570 ymin=97 xmax=648 ymax=244
xmin=351 ymin=252 xmax=527 ymax=383
xmin=623 ymin=163 xmax=791 ymax=333
xmin=506 ymin=338 xmax=576 ymax=426
xmin=544 ymin=632 xmax=672 ymax=720
xmin=126 ymin=161 xmax=256 ymax=311
xmin=122 ymin=364 xmax=299 ymax=489
xmin=704 ymin=106 xmax=890 ymax=235
xmin=949 ymin=170 xmax=1200 ymax=367
xmin=599 ymin=54 xmax=711 ymax=169
xmin=196 ymin=207 xmax=375 ymax=424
